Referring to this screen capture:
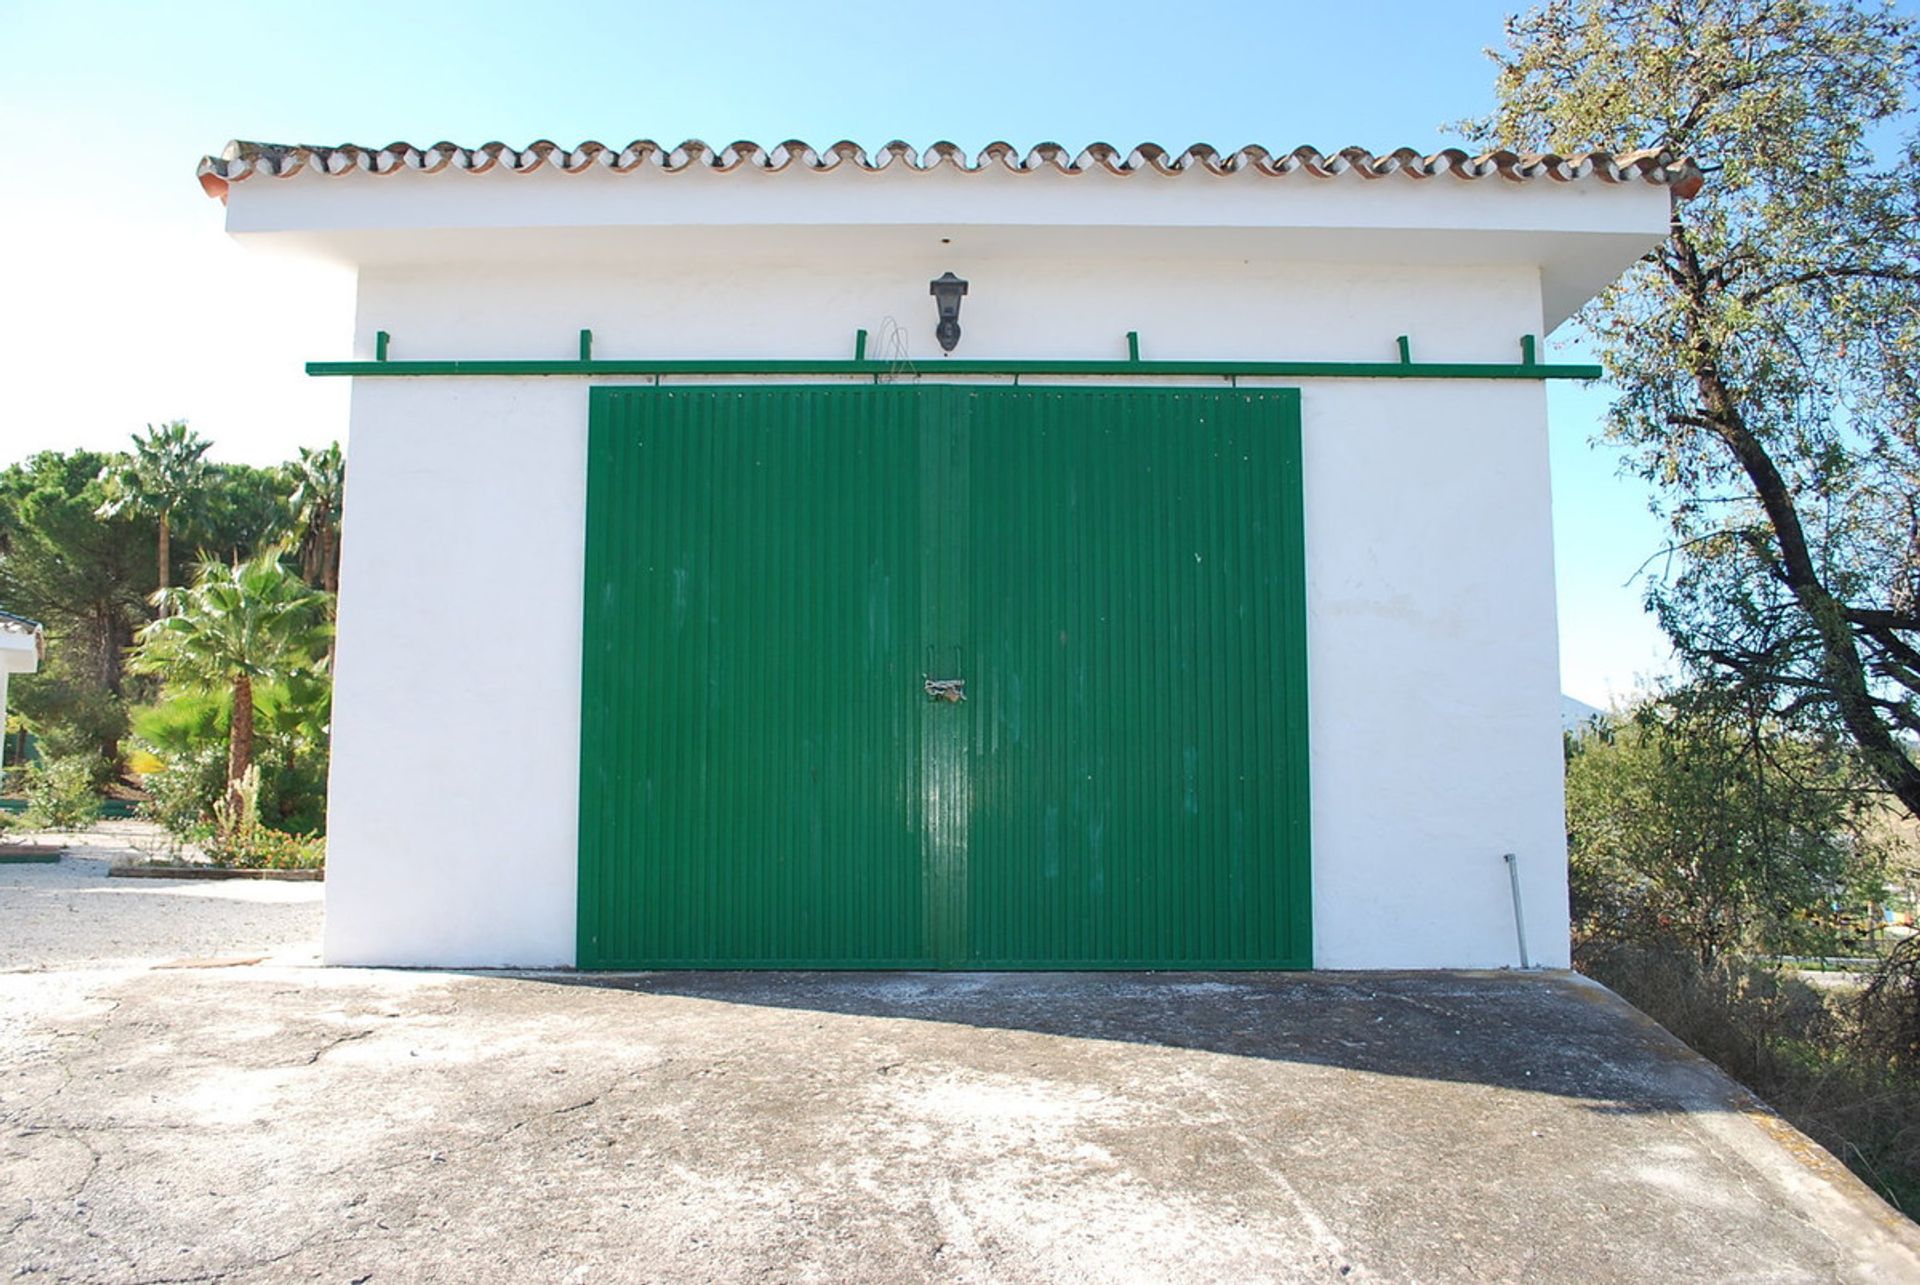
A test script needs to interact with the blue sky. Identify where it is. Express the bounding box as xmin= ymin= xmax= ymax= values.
xmin=0 ymin=0 xmax=1680 ymax=703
